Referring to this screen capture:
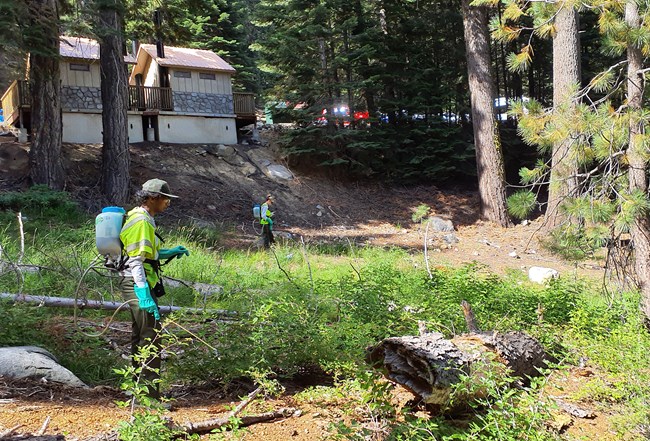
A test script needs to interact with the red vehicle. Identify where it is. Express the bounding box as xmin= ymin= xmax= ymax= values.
xmin=317 ymin=106 xmax=369 ymax=126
